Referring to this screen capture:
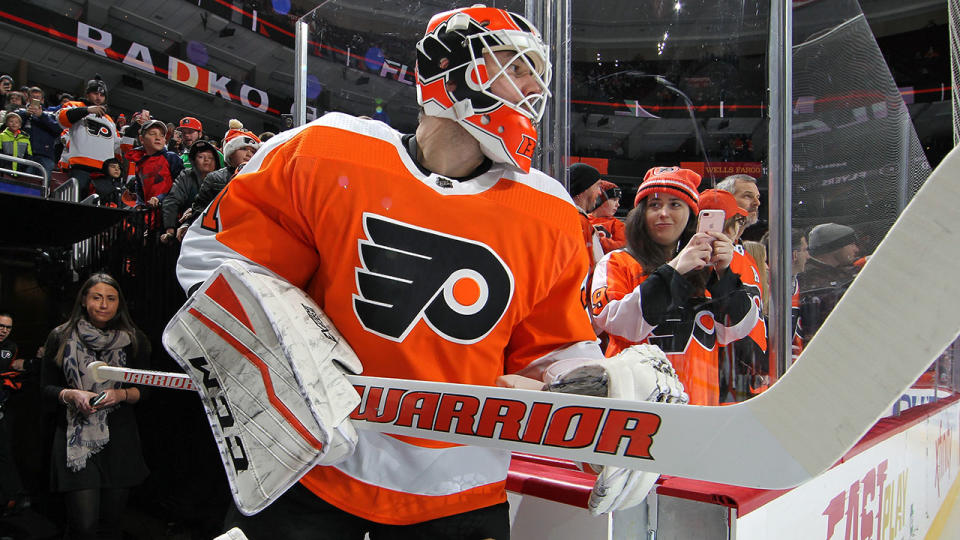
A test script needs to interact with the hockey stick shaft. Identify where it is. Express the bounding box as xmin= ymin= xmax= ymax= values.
xmin=90 ymin=362 xmax=199 ymax=390
xmin=89 ymin=361 xmax=668 ymax=469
